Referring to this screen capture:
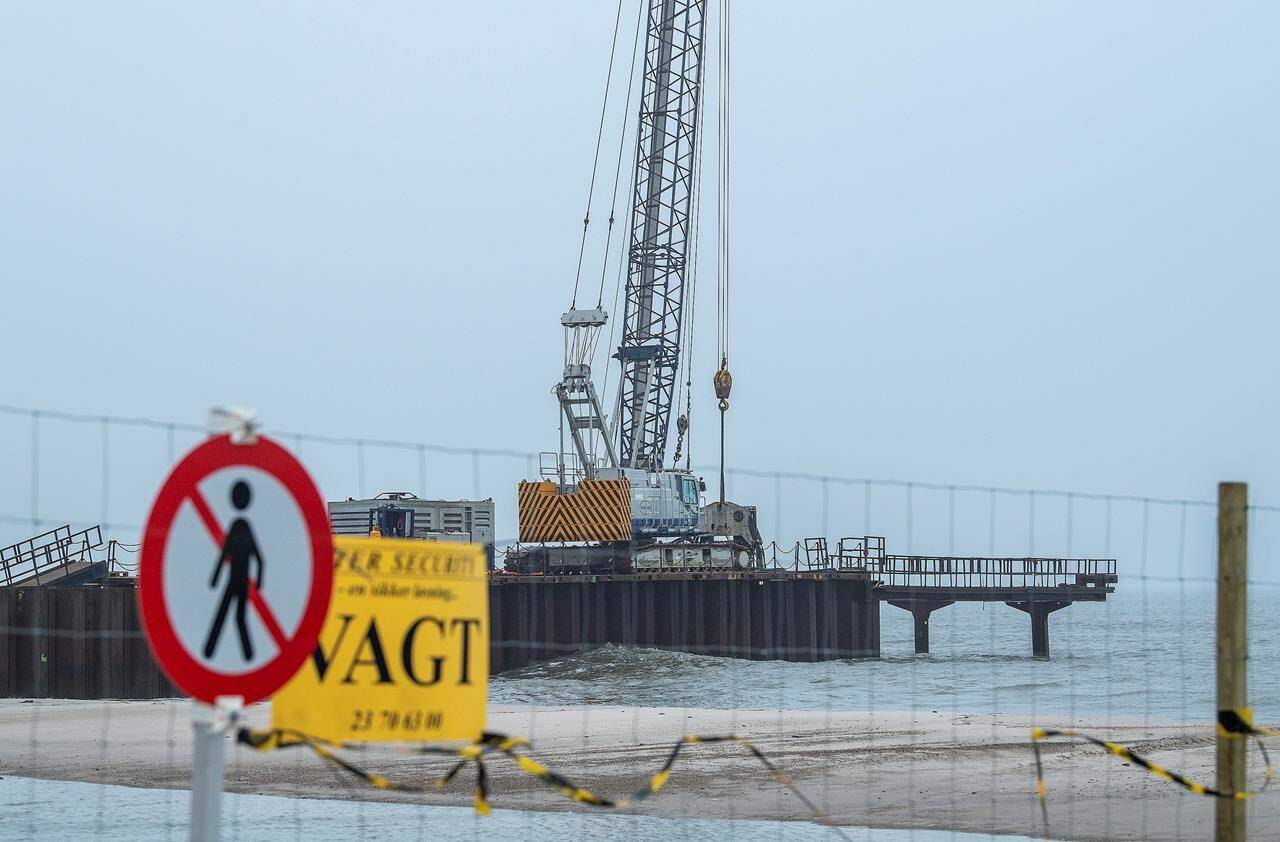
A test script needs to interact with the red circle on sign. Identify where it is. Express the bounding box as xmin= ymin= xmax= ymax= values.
xmin=138 ymin=434 xmax=333 ymax=705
